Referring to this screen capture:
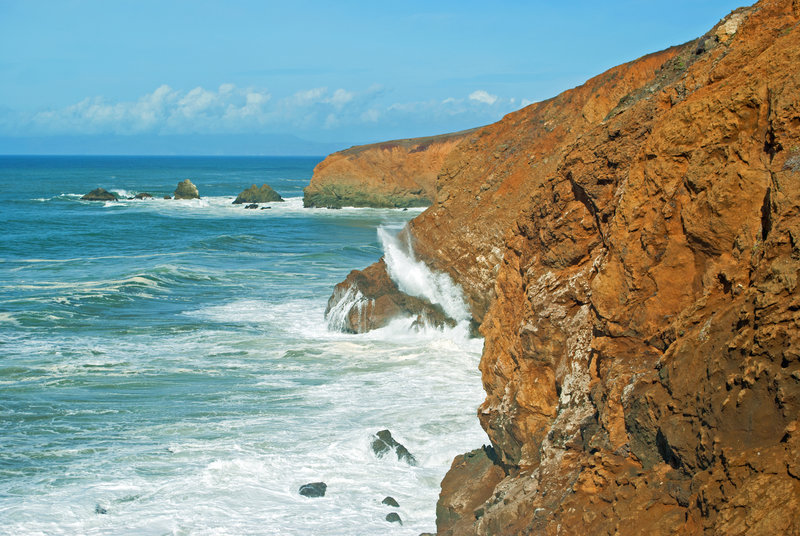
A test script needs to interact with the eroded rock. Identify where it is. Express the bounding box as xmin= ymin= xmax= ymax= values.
xmin=233 ymin=184 xmax=283 ymax=204
xmin=173 ymin=179 xmax=199 ymax=199
xmin=371 ymin=430 xmax=416 ymax=465
xmin=81 ymin=188 xmax=117 ymax=201
xmin=298 ymin=482 xmax=327 ymax=498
